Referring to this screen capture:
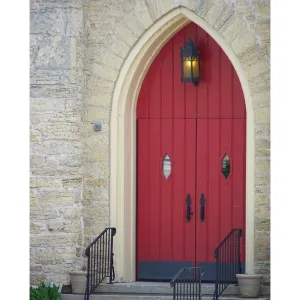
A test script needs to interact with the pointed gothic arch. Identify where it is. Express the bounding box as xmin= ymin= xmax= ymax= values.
xmin=110 ymin=7 xmax=255 ymax=282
